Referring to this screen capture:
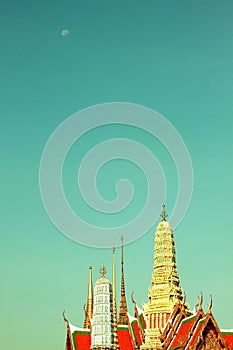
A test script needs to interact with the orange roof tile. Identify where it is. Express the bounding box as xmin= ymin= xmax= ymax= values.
xmin=169 ymin=315 xmax=196 ymax=349
xmin=187 ymin=317 xmax=206 ymax=348
xmin=118 ymin=326 xmax=134 ymax=350
xmin=72 ymin=330 xmax=91 ymax=350
xmin=222 ymin=330 xmax=233 ymax=348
